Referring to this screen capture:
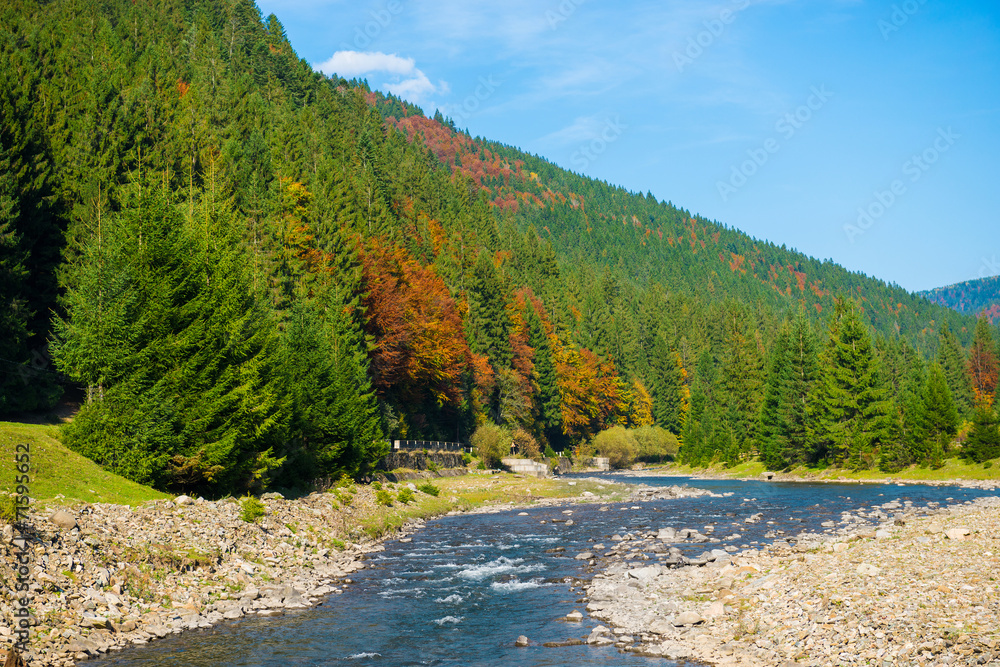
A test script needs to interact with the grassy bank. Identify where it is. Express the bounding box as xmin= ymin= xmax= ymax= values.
xmin=651 ymin=455 xmax=1000 ymax=483
xmin=352 ymin=474 xmax=630 ymax=540
xmin=0 ymin=422 xmax=169 ymax=505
